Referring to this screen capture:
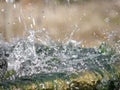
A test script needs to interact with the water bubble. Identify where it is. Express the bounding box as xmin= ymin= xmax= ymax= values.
xmin=40 ymin=83 xmax=45 ymax=89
